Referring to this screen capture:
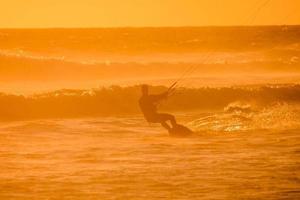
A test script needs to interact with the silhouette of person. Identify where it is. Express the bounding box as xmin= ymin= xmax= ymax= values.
xmin=139 ymin=84 xmax=177 ymax=131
